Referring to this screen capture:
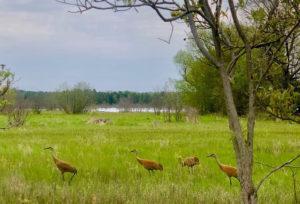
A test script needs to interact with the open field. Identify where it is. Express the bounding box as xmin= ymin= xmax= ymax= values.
xmin=0 ymin=112 xmax=299 ymax=203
